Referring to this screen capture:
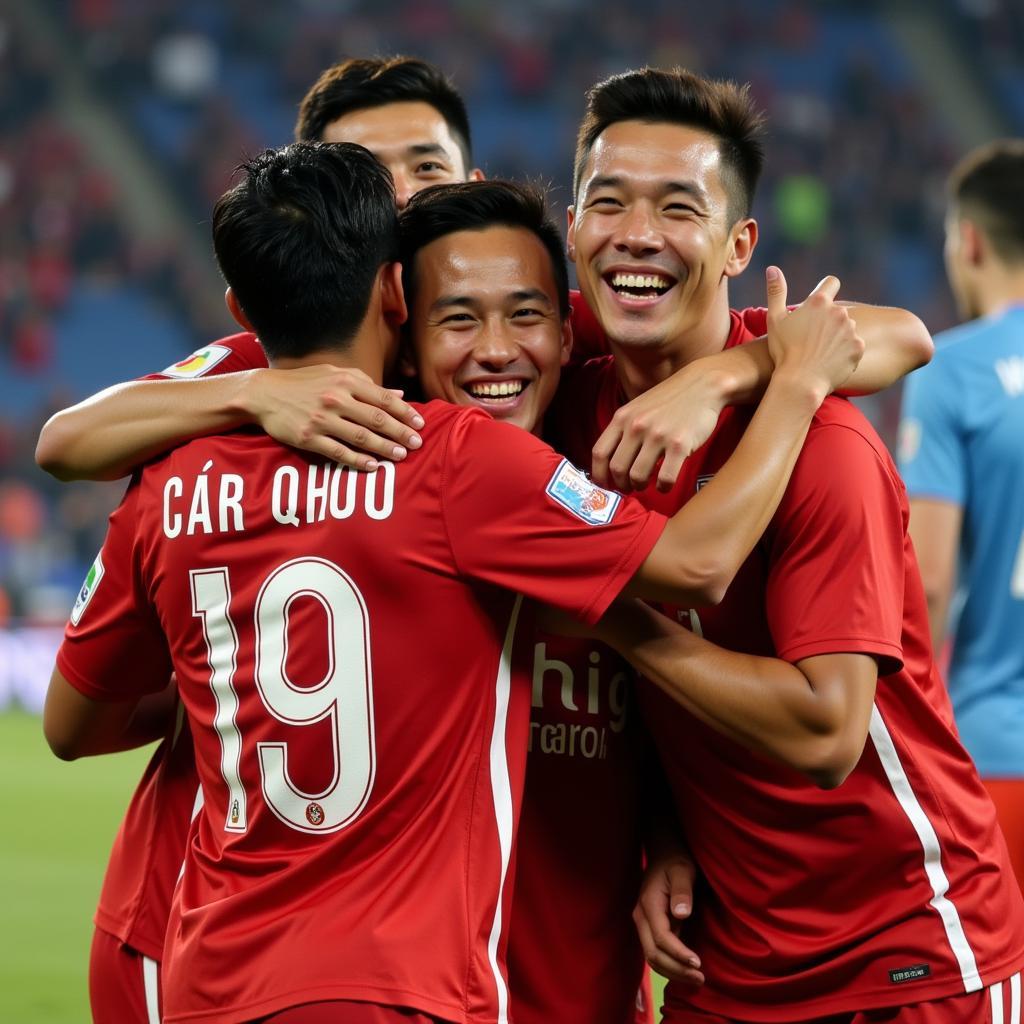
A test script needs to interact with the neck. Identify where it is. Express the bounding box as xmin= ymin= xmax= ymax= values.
xmin=271 ymin=326 xmax=389 ymax=382
xmin=609 ymin=293 xmax=733 ymax=400
xmin=972 ymin=265 xmax=1024 ymax=318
